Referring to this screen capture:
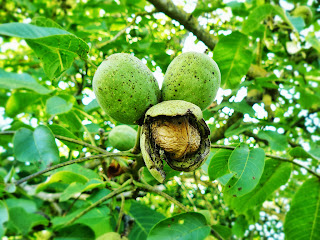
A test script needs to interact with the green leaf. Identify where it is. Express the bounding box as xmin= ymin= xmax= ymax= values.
xmin=148 ymin=212 xmax=210 ymax=240
xmin=242 ymin=4 xmax=275 ymax=34
xmin=0 ymin=201 xmax=9 ymax=238
xmin=225 ymin=159 xmax=291 ymax=213
xmin=211 ymin=224 xmax=232 ymax=240
xmin=0 ymin=22 xmax=70 ymax=38
xmin=208 ymin=149 xmax=233 ymax=181
xmin=287 ymin=15 xmax=305 ymax=32
xmin=289 ymin=147 xmax=315 ymax=160
xmin=49 ymin=124 xmax=81 ymax=150
xmin=5 ymin=91 xmax=41 ymax=117
xmin=298 ymin=87 xmax=320 ymax=109
xmin=212 ymin=100 xmax=256 ymax=117
xmin=53 ymin=164 xmax=100 ymax=179
xmin=55 ymin=224 xmax=95 ymax=240
xmin=31 ymin=16 xmax=64 ymax=29
xmin=257 ymin=130 xmax=288 ymax=151
xmin=8 ymin=207 xmax=48 ymax=235
xmin=13 ymin=128 xmax=41 ymax=163
xmin=284 ymin=177 xmax=320 ymax=240
xmin=0 ymin=23 xmax=89 ymax=79
xmin=232 ymin=215 xmax=248 ymax=238
xmin=224 ymin=144 xmax=265 ymax=197
xmin=46 ymin=96 xmax=74 ymax=115
xmin=6 ymin=198 xmax=37 ymax=213
xmin=242 ymin=5 xmax=298 ymax=34
xmin=52 ymin=206 xmax=112 ymax=237
xmin=59 ymin=111 xmax=83 ymax=132
xmin=33 ymin=125 xmax=60 ymax=167
xmin=309 ymin=148 xmax=320 ymax=161
xmin=224 ymin=119 xmax=255 ymax=138
xmin=212 ymin=31 xmax=253 ymax=89
xmin=36 ymin=170 xmax=88 ymax=192
xmin=0 ymin=69 xmax=51 ymax=94
xmin=306 ymin=32 xmax=320 ymax=53
xmin=129 ymin=202 xmax=165 ymax=240
xmin=84 ymin=99 xmax=100 ymax=113
xmin=60 ymin=179 xmax=105 ymax=202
